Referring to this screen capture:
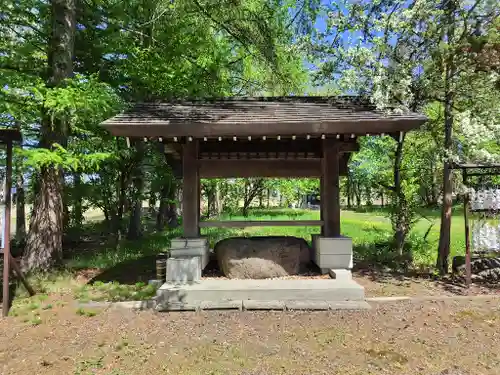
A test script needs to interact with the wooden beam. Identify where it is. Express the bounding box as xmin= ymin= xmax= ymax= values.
xmin=200 ymin=138 xmax=323 ymax=157
xmin=198 ymin=138 xmax=359 ymax=158
xmin=199 ymin=158 xmax=349 ymax=178
xmin=182 ymin=140 xmax=200 ymax=238
xmin=200 ymin=159 xmax=317 ymax=178
xmin=199 ymin=220 xmax=323 ymax=228
xmin=104 ymin=119 xmax=426 ymax=138
xmin=0 ymin=129 xmax=22 ymax=143
xmin=321 ymin=139 xmax=341 ymax=237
